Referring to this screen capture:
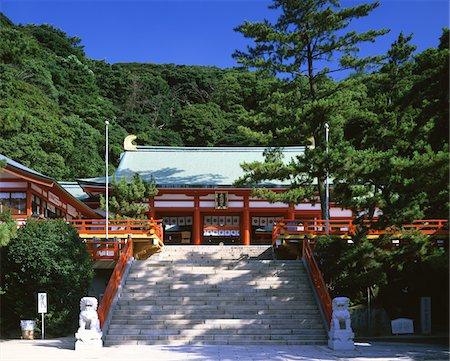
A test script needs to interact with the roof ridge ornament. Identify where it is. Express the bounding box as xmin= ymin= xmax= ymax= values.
xmin=124 ymin=135 xmax=137 ymax=151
